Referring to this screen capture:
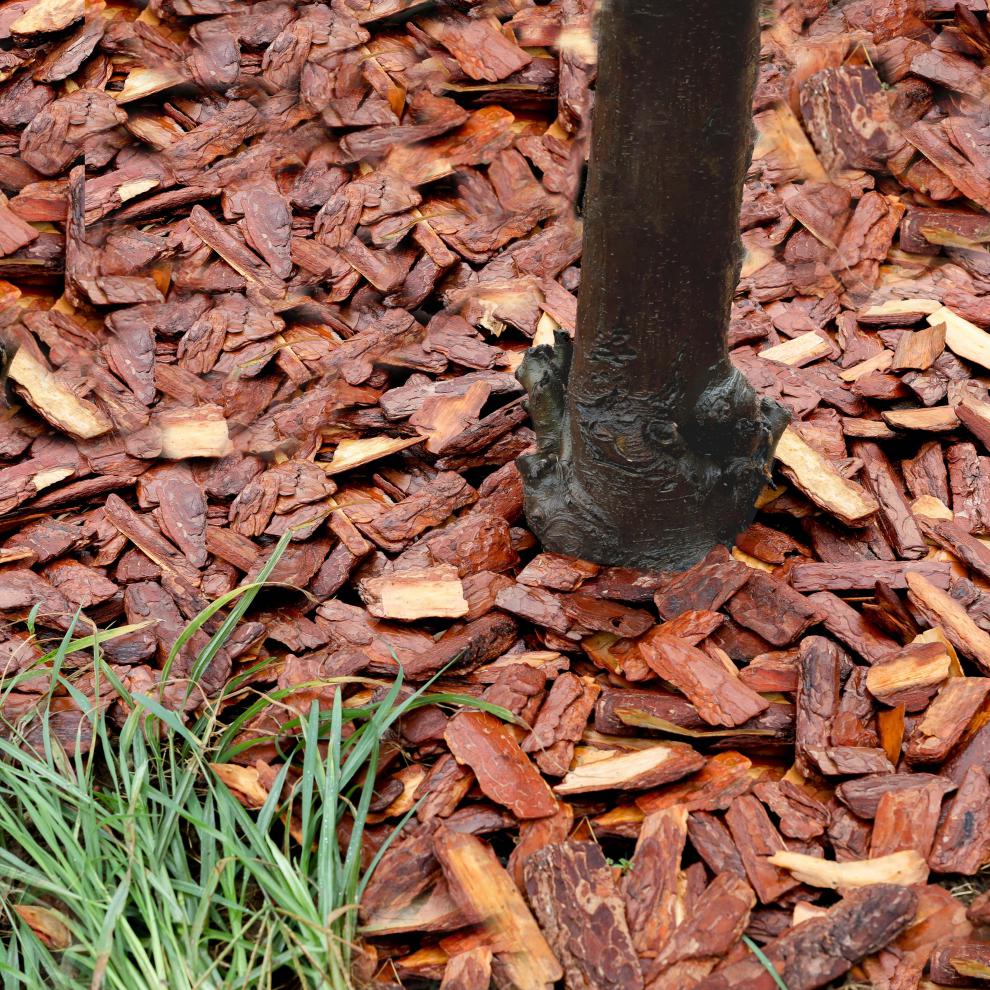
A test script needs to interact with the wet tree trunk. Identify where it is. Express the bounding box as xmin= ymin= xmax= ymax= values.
xmin=518 ymin=0 xmax=789 ymax=571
